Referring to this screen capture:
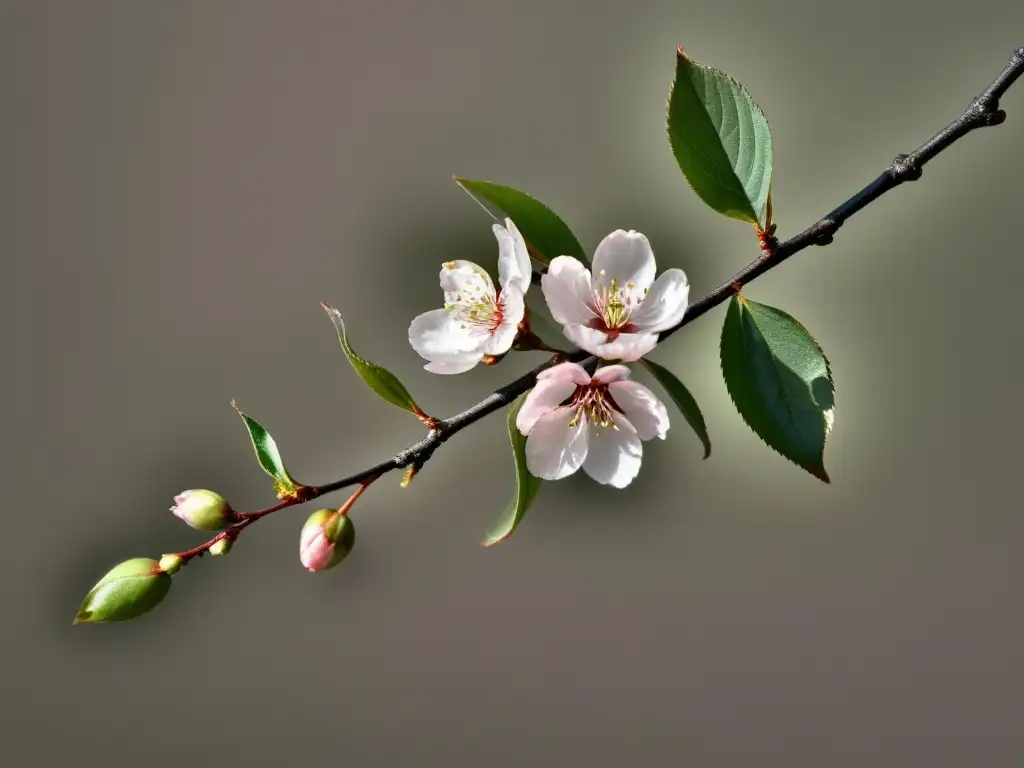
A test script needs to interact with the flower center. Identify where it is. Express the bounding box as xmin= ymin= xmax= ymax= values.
xmin=567 ymin=383 xmax=623 ymax=428
xmin=447 ymin=292 xmax=504 ymax=334
xmin=589 ymin=275 xmax=646 ymax=333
